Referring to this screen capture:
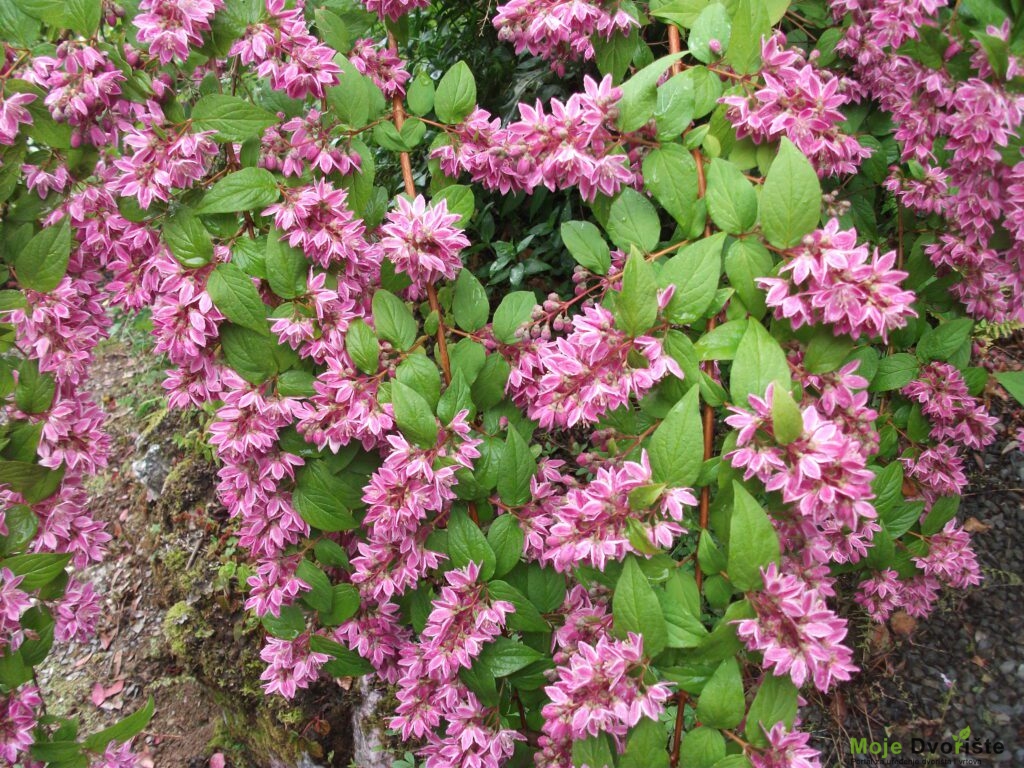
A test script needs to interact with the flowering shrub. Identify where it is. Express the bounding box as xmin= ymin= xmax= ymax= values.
xmin=0 ymin=0 xmax=1020 ymax=765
